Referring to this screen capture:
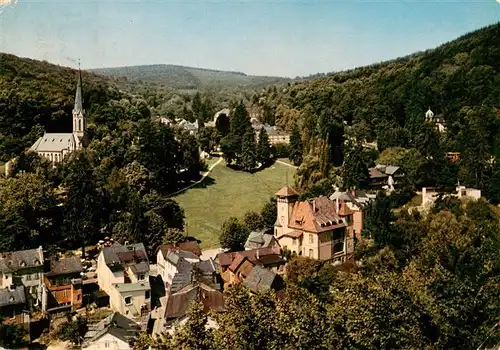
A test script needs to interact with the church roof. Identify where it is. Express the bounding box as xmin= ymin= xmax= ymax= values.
xmin=29 ymin=133 xmax=78 ymax=153
xmin=74 ymin=70 xmax=84 ymax=114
